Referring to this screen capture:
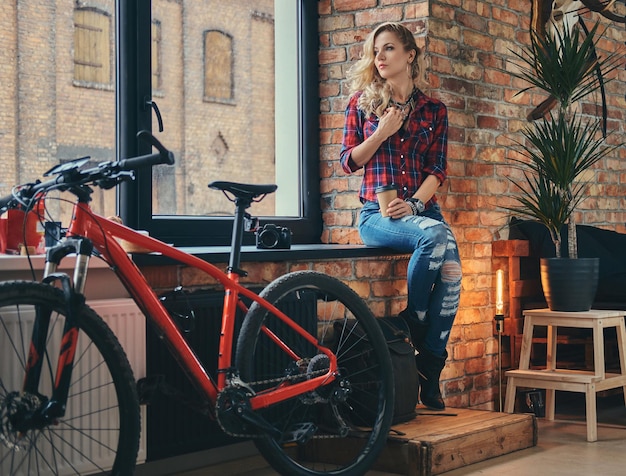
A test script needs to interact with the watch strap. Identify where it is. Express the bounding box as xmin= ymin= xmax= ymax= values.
xmin=405 ymin=198 xmax=424 ymax=215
